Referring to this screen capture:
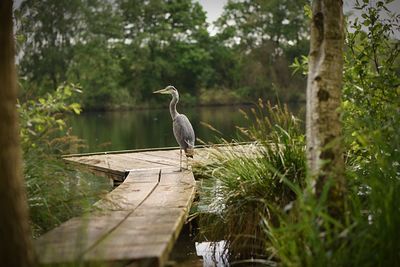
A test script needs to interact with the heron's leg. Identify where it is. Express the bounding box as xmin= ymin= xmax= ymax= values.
xmin=180 ymin=149 xmax=182 ymax=171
